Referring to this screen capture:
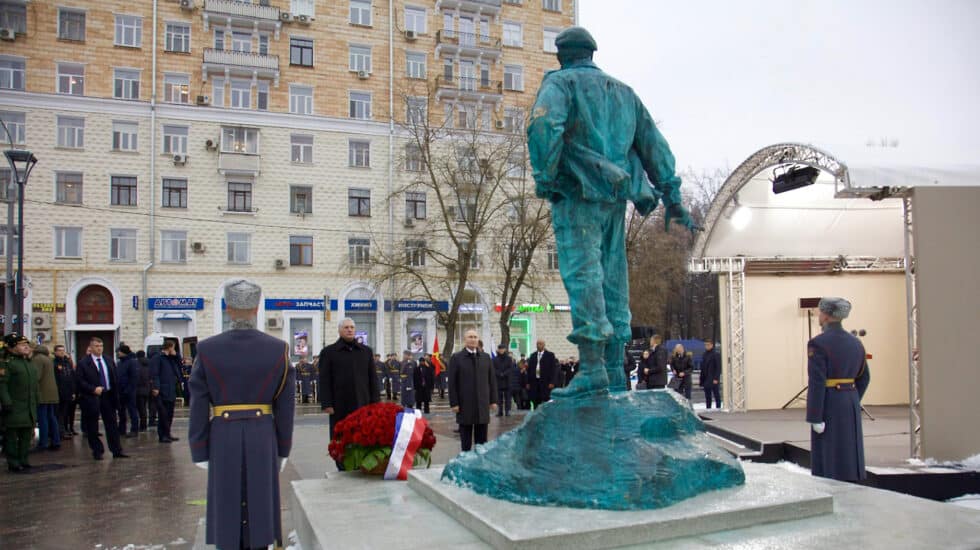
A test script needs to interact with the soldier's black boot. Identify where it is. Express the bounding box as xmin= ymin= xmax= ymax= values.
xmin=552 ymin=343 xmax=609 ymax=398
